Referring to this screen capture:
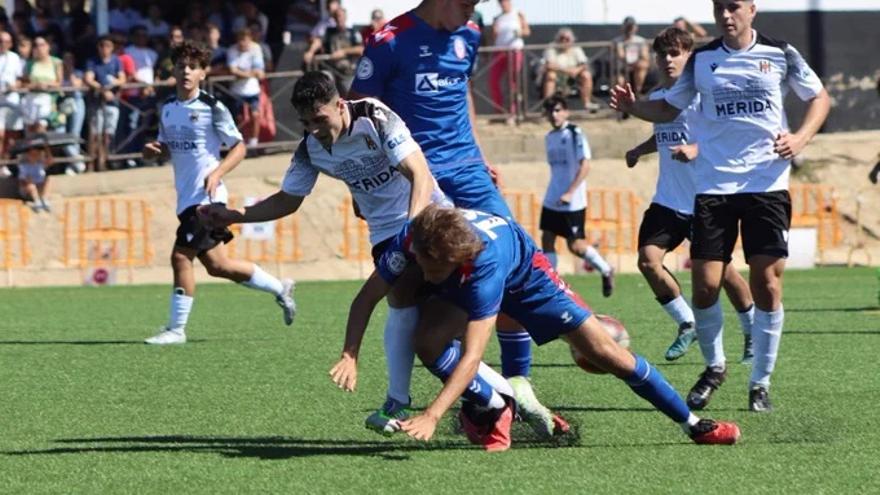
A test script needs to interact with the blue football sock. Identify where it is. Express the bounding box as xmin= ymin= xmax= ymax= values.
xmin=497 ymin=330 xmax=532 ymax=377
xmin=624 ymin=354 xmax=690 ymax=423
xmin=427 ymin=341 xmax=495 ymax=407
